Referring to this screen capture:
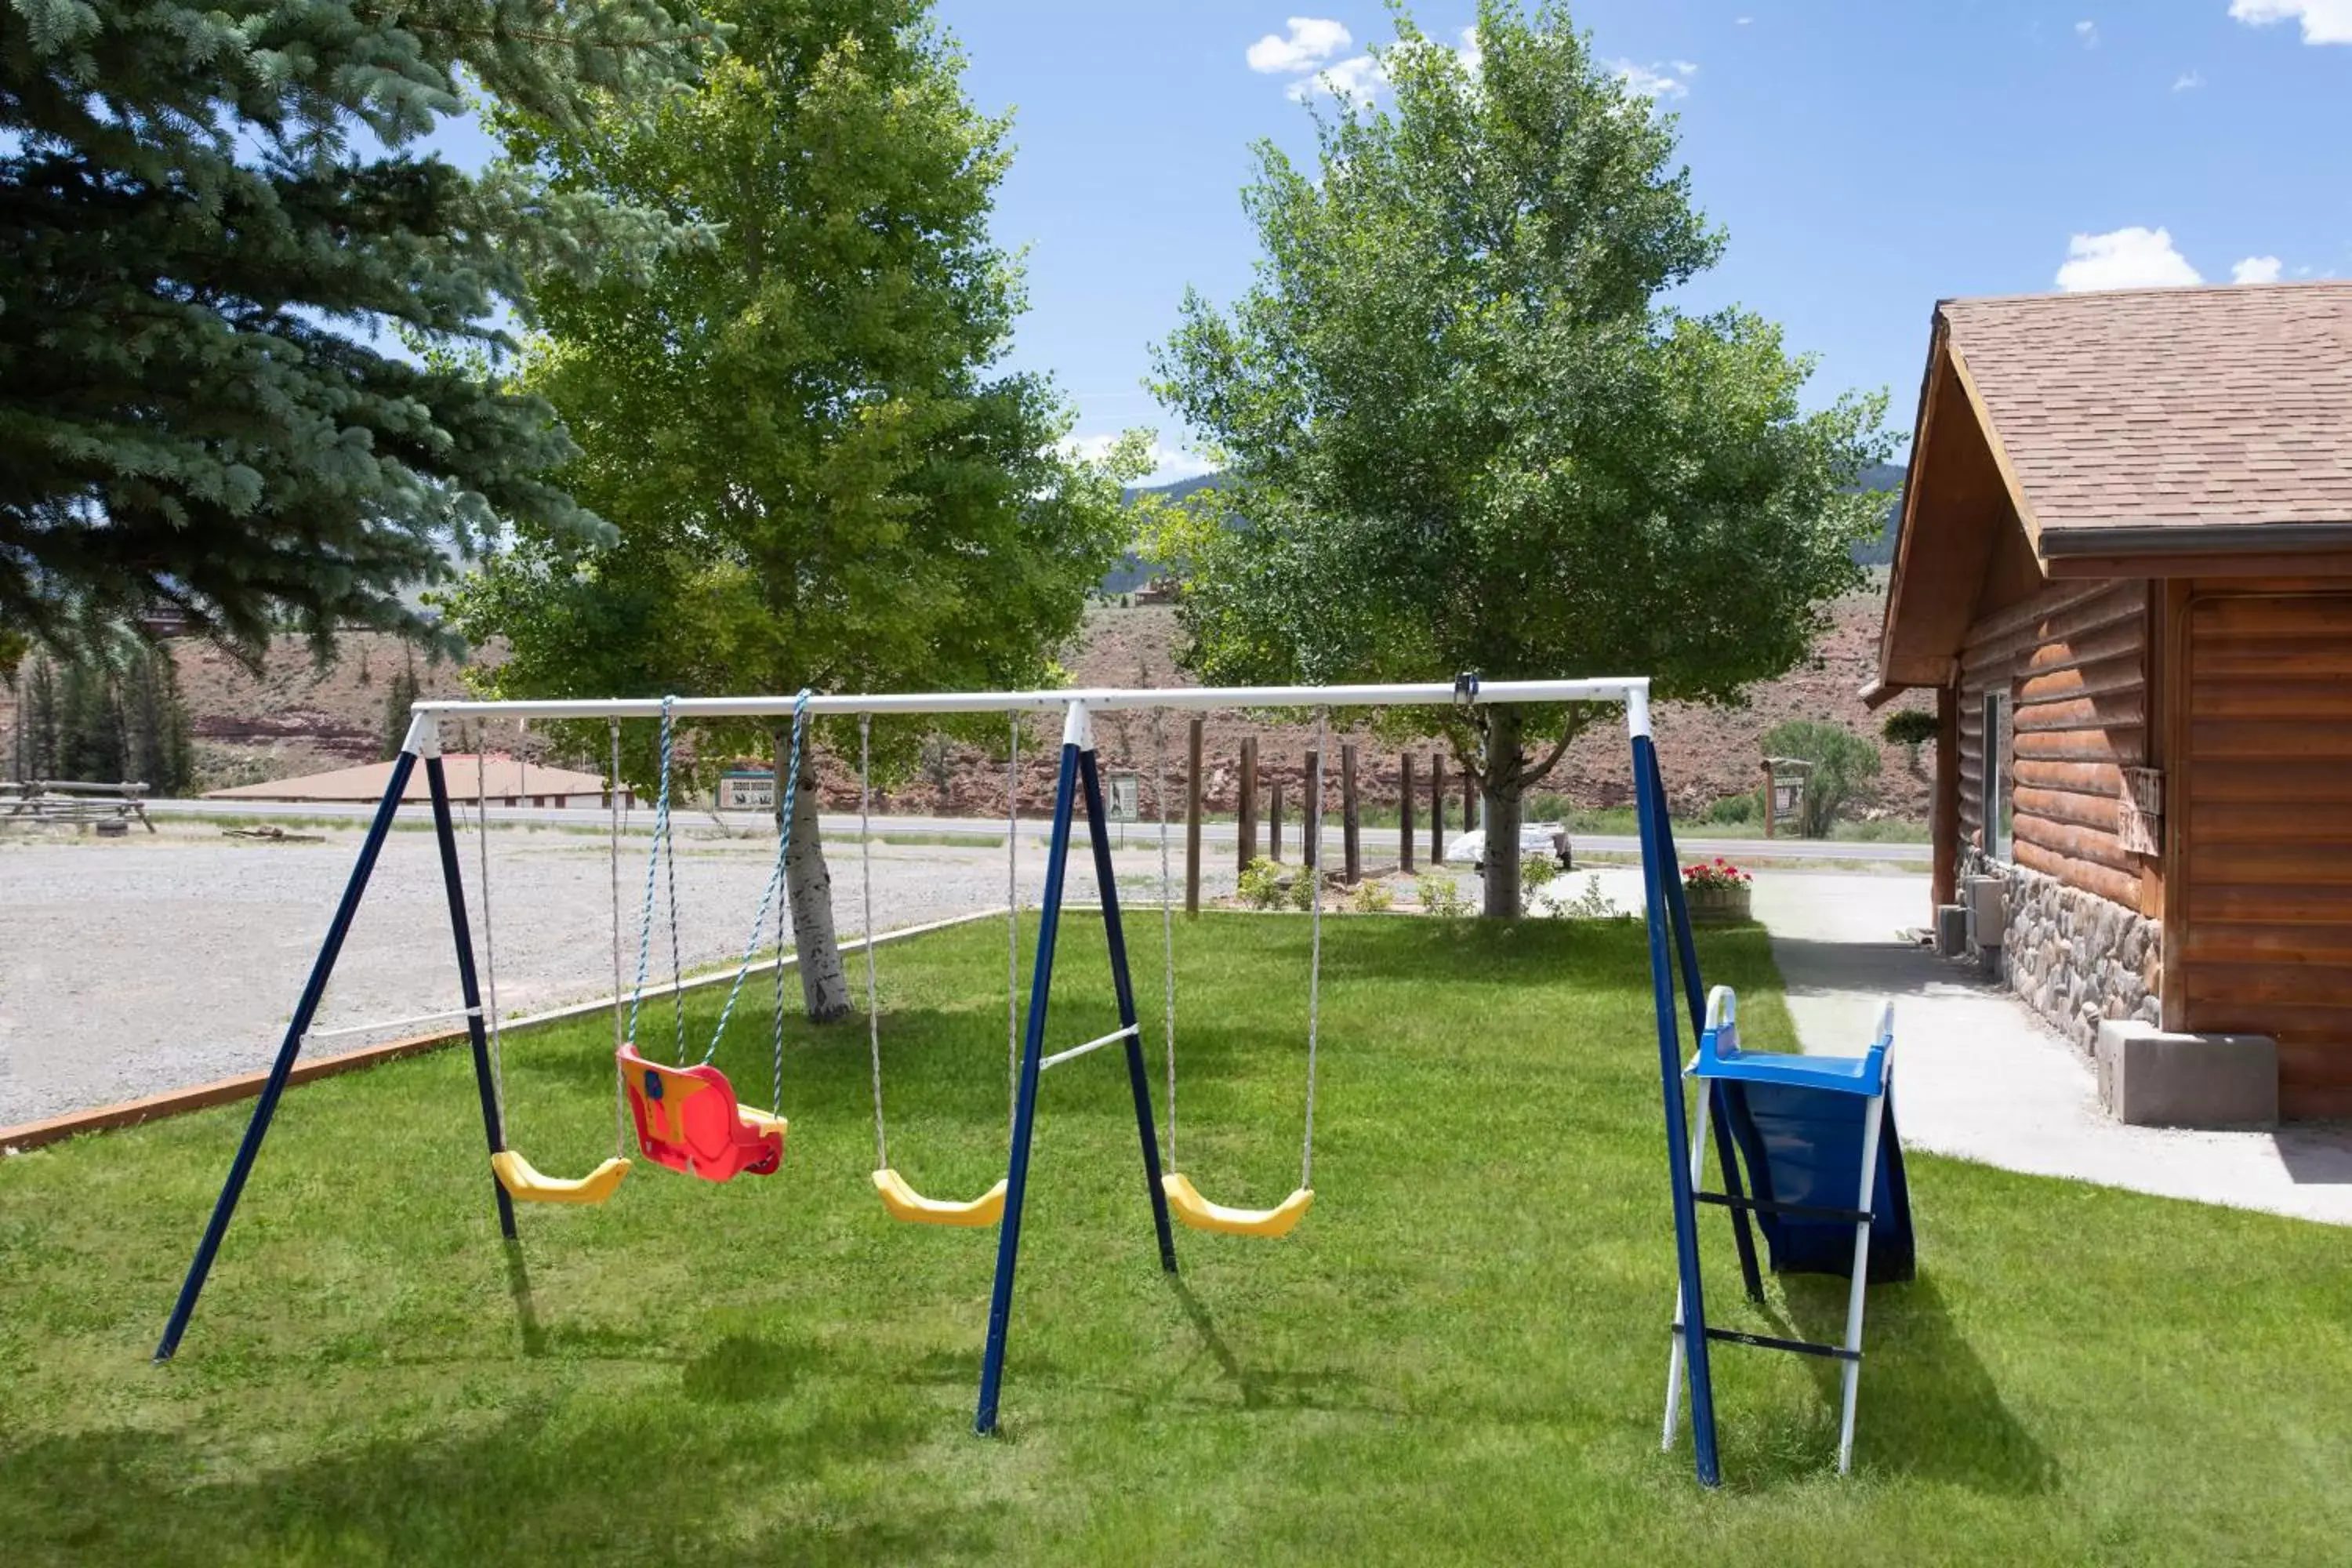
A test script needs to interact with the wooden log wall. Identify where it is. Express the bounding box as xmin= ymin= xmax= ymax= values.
xmin=1957 ymin=579 xmax=2151 ymax=914
xmin=2178 ymin=588 xmax=2352 ymax=1120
